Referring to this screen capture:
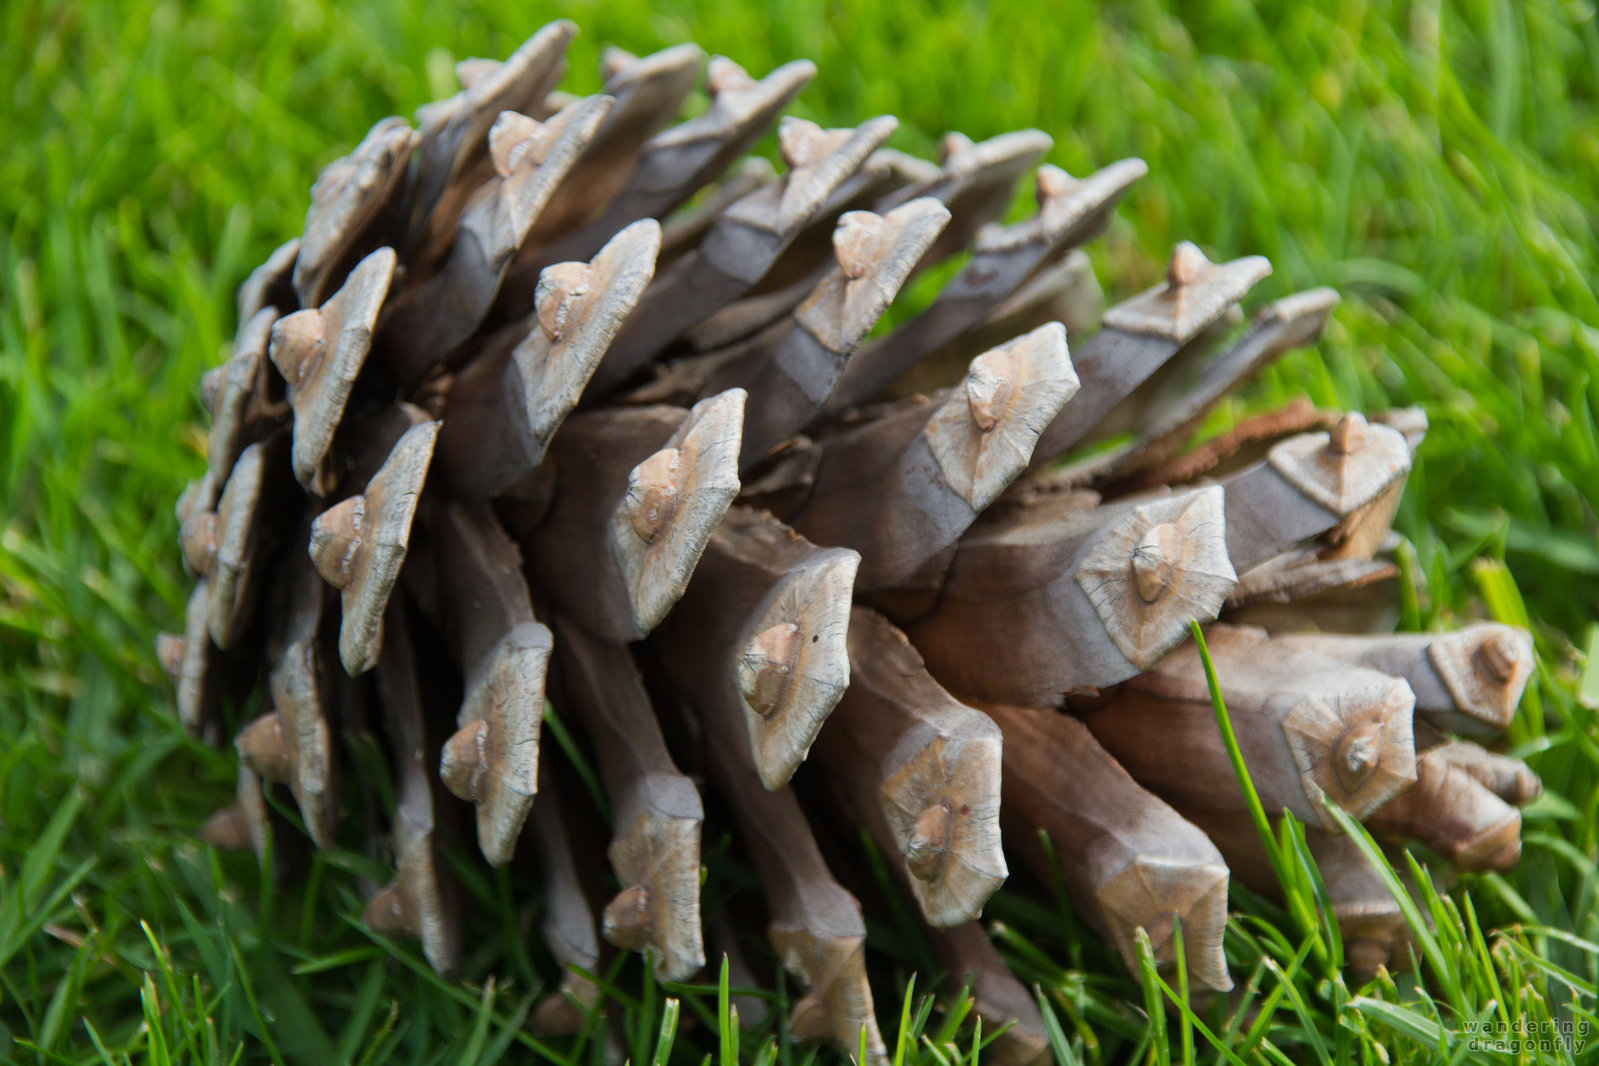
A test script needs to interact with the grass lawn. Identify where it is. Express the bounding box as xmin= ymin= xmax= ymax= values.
xmin=2 ymin=0 xmax=1598 ymax=1061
